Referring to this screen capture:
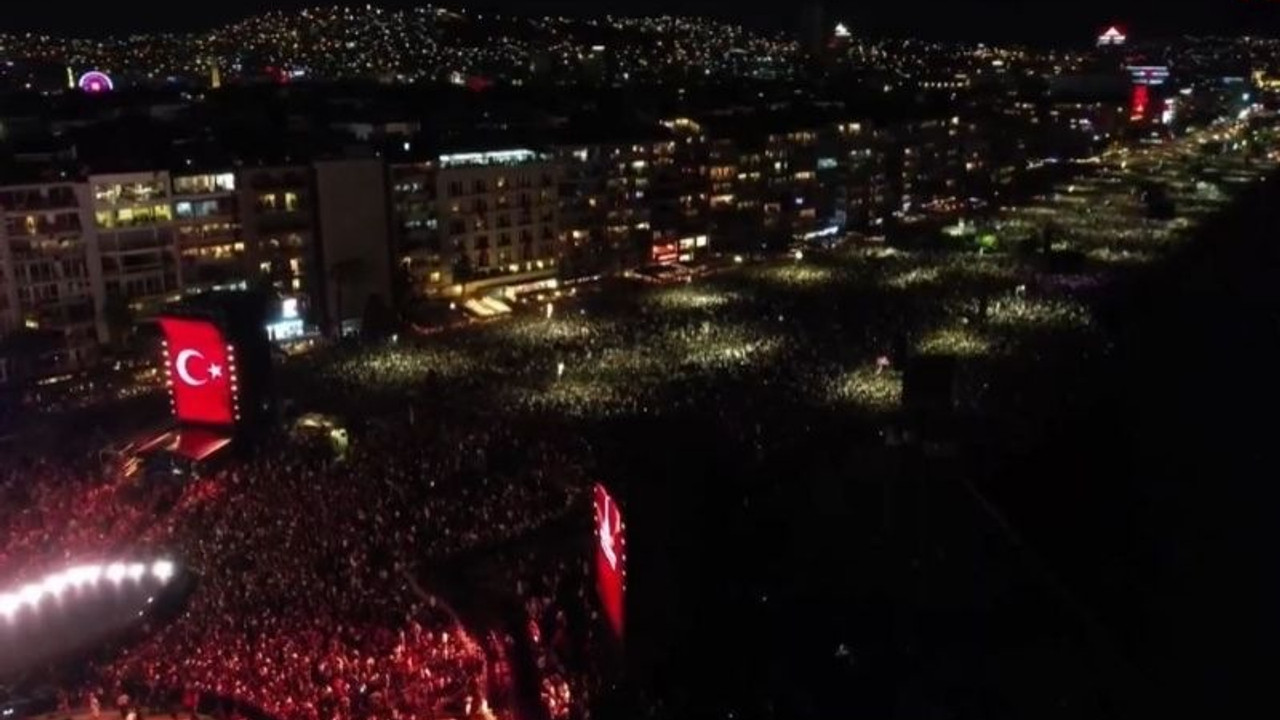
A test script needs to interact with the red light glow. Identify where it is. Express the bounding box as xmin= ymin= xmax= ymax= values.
xmin=1131 ymin=84 xmax=1150 ymax=121
xmin=652 ymin=242 xmax=679 ymax=265
xmin=593 ymin=483 xmax=625 ymax=638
